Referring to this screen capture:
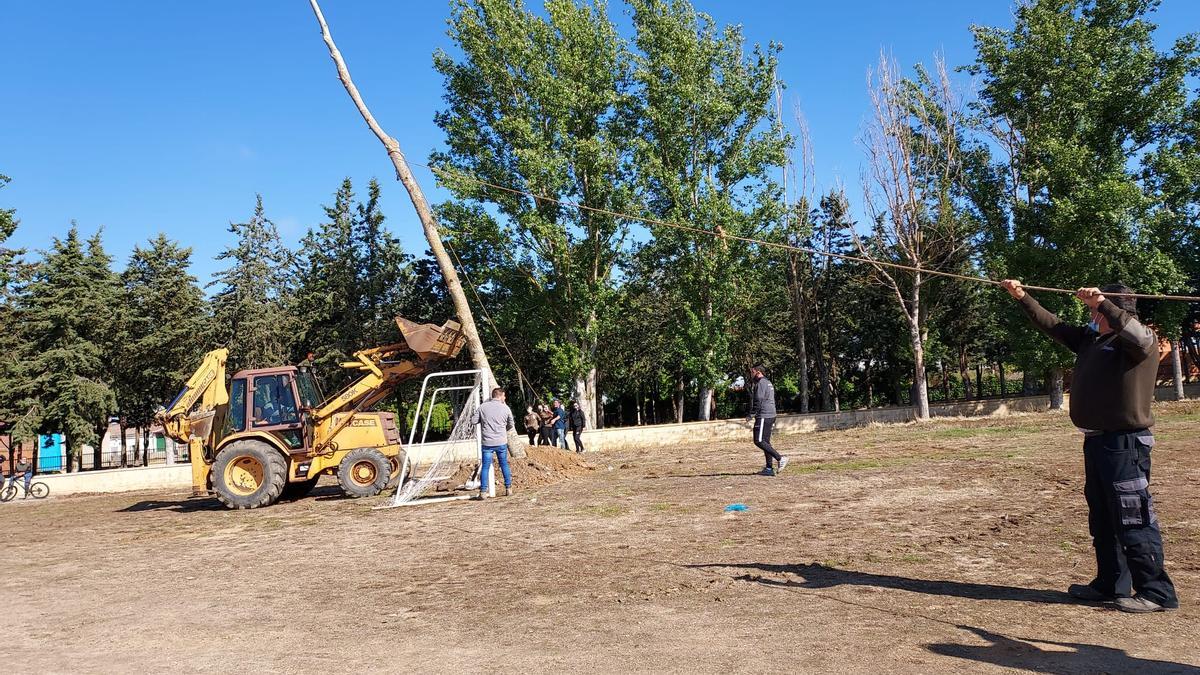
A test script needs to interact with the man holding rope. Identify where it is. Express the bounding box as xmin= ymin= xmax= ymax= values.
xmin=1002 ymin=280 xmax=1178 ymax=613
